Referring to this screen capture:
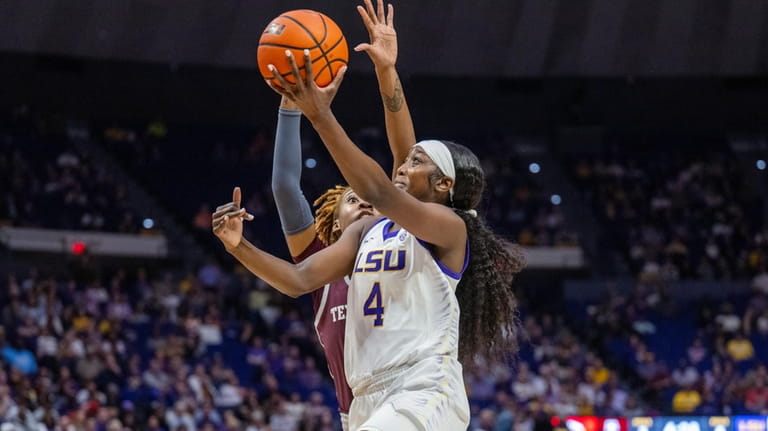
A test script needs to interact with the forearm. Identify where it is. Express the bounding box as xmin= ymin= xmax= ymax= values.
xmin=227 ymin=239 xmax=318 ymax=298
xmin=271 ymin=108 xmax=314 ymax=235
xmin=307 ymin=112 xmax=395 ymax=206
xmin=376 ymin=66 xmax=415 ymax=174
